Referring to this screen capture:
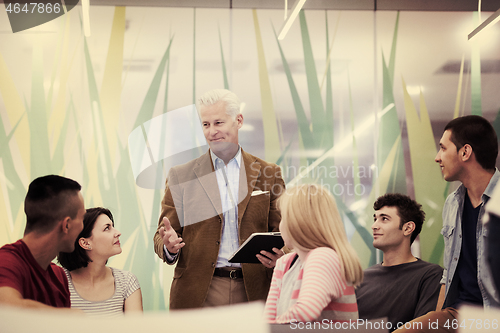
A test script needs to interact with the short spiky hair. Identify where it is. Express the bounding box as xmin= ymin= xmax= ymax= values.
xmin=373 ymin=193 xmax=425 ymax=244
xmin=24 ymin=175 xmax=81 ymax=234
xmin=444 ymin=115 xmax=498 ymax=170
